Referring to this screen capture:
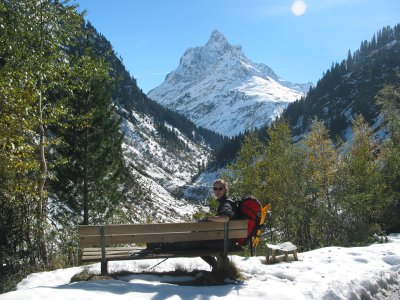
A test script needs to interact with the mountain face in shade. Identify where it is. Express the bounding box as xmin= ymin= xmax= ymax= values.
xmin=84 ymin=24 xmax=218 ymax=222
xmin=148 ymin=30 xmax=312 ymax=137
